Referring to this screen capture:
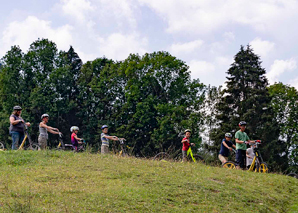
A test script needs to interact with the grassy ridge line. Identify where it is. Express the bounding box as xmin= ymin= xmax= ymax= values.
xmin=0 ymin=151 xmax=297 ymax=213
